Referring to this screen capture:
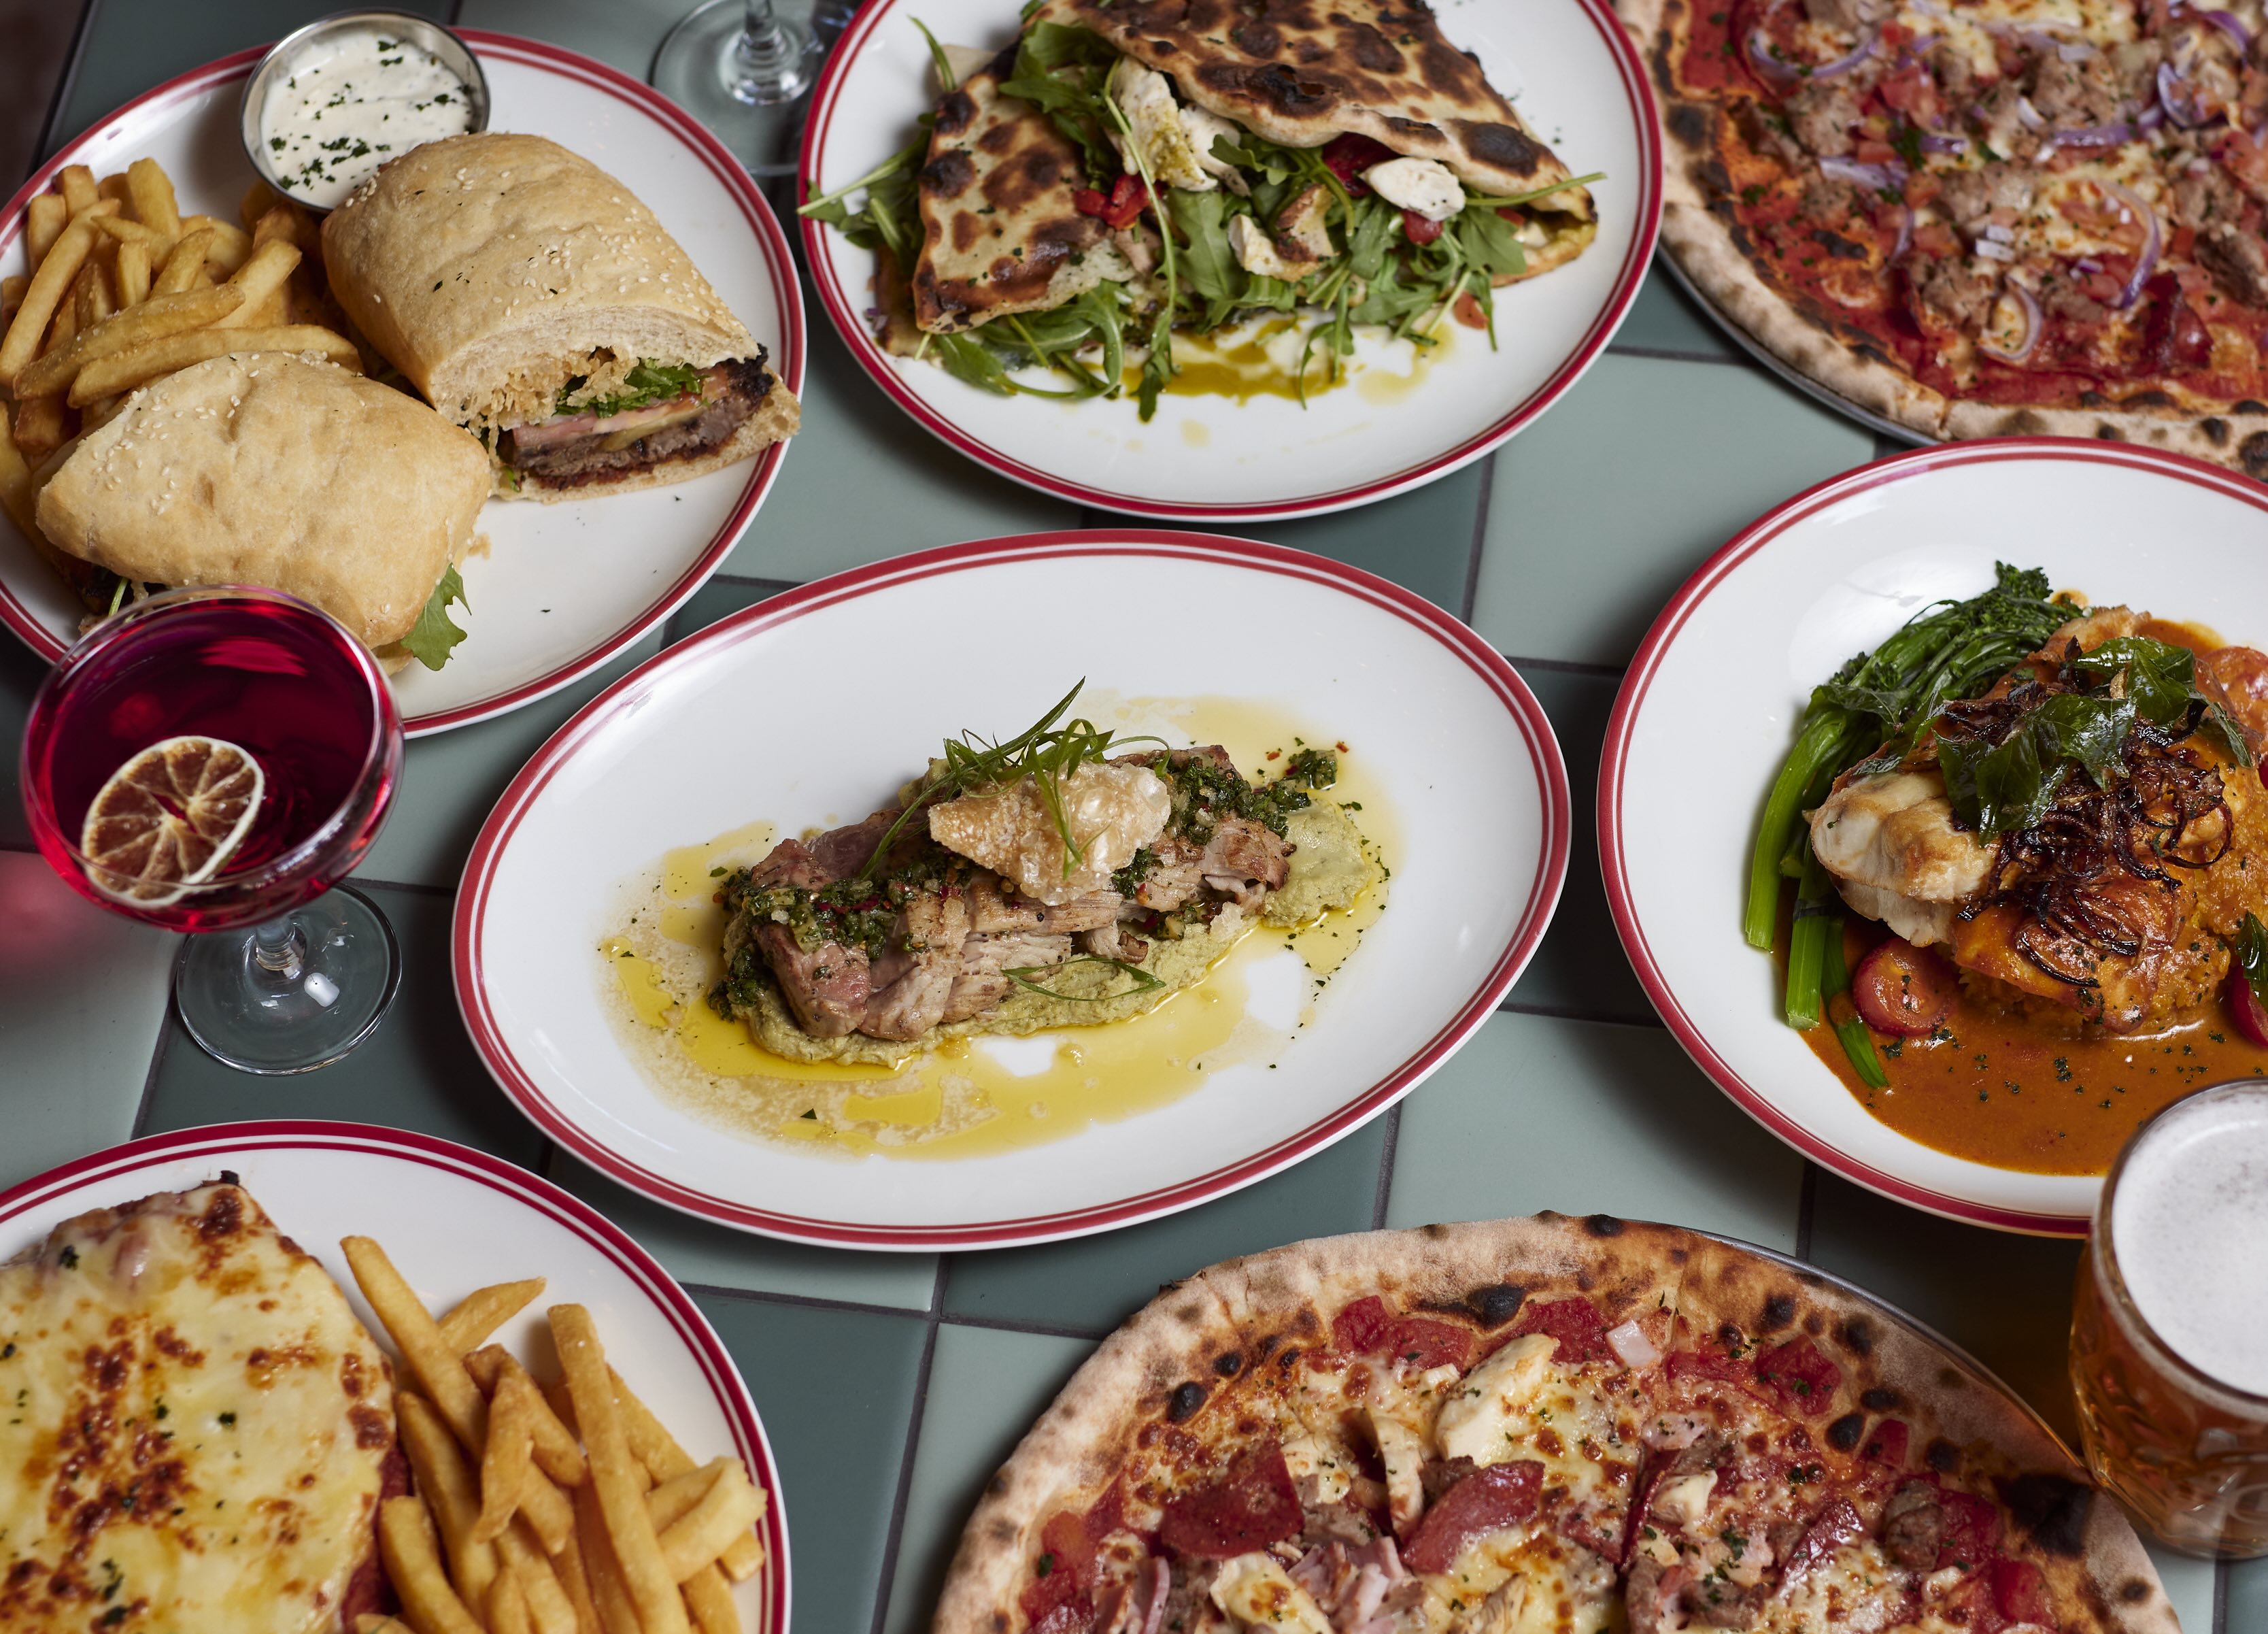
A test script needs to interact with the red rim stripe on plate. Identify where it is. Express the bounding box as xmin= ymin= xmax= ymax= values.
xmin=453 ymin=532 xmax=1572 ymax=1247
xmin=0 ymin=33 xmax=805 ymax=737
xmin=0 ymin=1119 xmax=790 ymax=1634
xmin=792 ymin=0 xmax=1662 ymax=521
xmin=1598 ymin=437 xmax=2268 ymax=1237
